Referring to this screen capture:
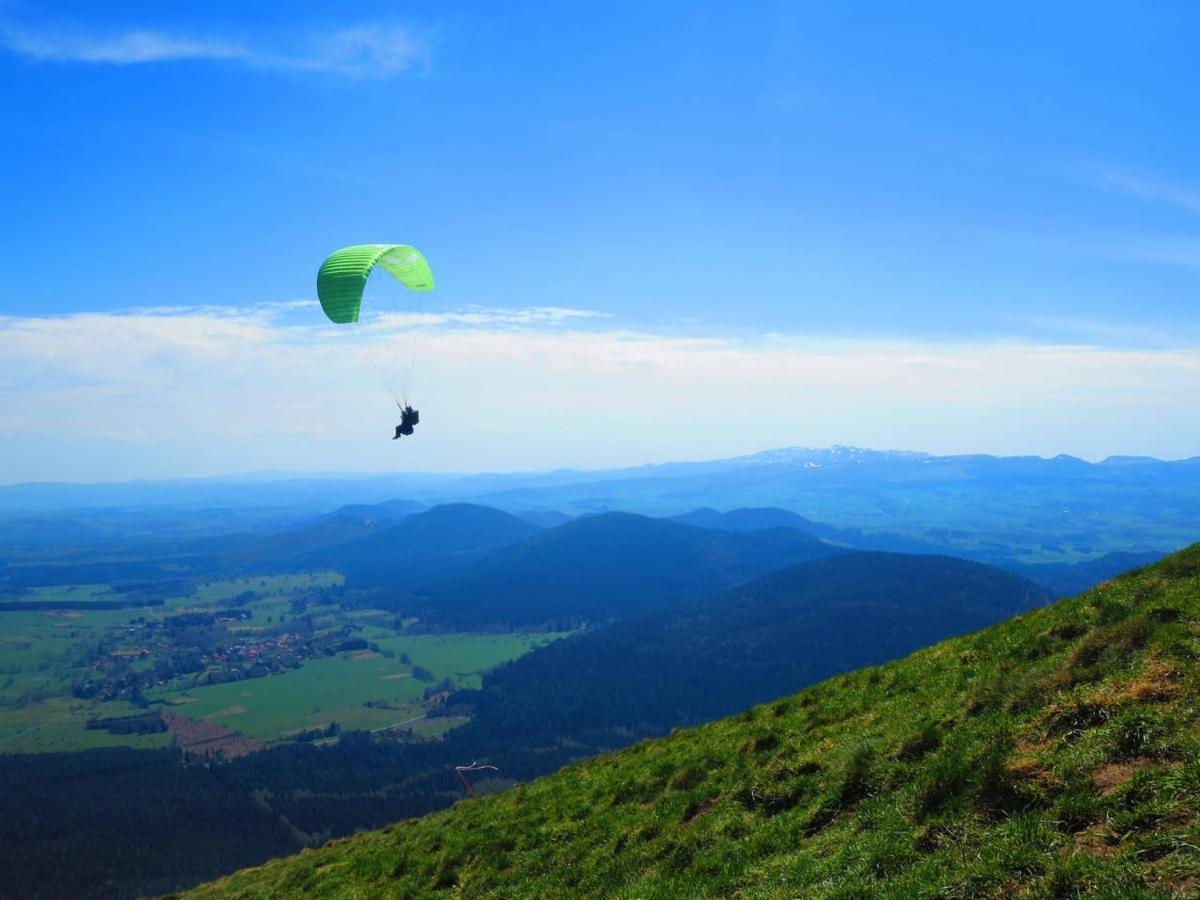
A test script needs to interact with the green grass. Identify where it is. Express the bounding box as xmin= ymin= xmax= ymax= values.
xmin=0 ymin=606 xmax=145 ymax=707
xmin=155 ymin=633 xmax=566 ymax=741
xmin=168 ymin=572 xmax=343 ymax=609
xmin=374 ymin=633 xmax=566 ymax=690
xmin=186 ymin=544 xmax=1200 ymax=899
xmin=0 ymin=696 xmax=171 ymax=753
